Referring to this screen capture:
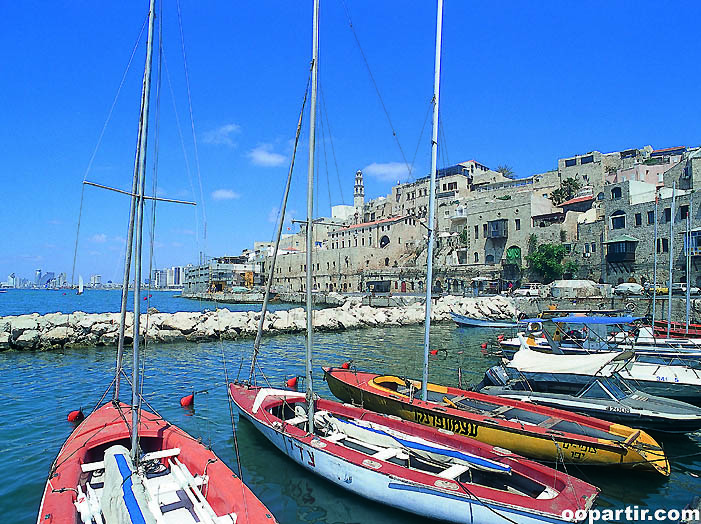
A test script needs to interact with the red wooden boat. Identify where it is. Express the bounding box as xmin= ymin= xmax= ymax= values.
xmin=230 ymin=383 xmax=598 ymax=524
xmin=38 ymin=401 xmax=275 ymax=524
xmin=652 ymin=320 xmax=701 ymax=338
xmin=324 ymin=366 xmax=670 ymax=476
